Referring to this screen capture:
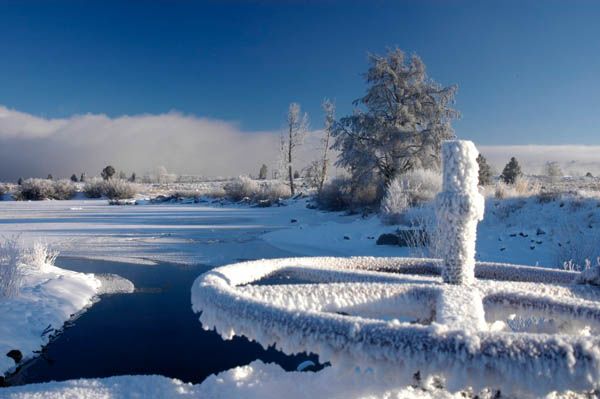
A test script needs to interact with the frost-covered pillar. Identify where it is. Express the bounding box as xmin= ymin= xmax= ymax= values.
xmin=436 ymin=140 xmax=485 ymax=285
